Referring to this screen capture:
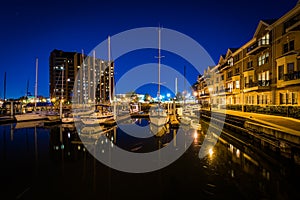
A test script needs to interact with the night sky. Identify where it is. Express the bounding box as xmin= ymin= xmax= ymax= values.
xmin=0 ymin=0 xmax=298 ymax=99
